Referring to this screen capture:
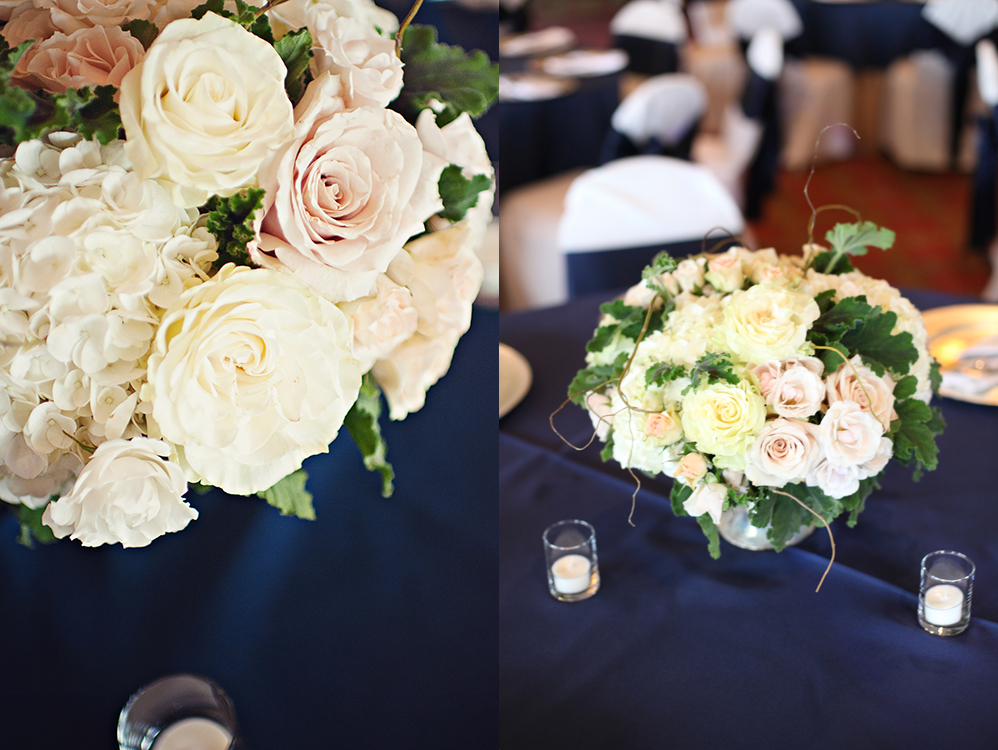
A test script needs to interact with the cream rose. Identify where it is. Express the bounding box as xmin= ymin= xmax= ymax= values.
xmin=683 ymin=481 xmax=727 ymax=524
xmin=41 ymin=437 xmax=195 ymax=548
xmin=144 ymin=264 xmax=362 ymax=495
xmin=825 ymin=355 xmax=898 ymax=428
xmin=744 ymin=418 xmax=822 ymax=488
xmin=119 ymin=12 xmax=296 ymax=208
xmin=681 ymin=379 xmax=766 ymax=458
xmin=252 ymin=73 xmax=439 ymax=302
xmin=767 ymin=364 xmax=825 ymax=419
xmin=341 ymin=274 xmax=419 ymax=370
xmin=644 ymin=408 xmax=683 ymax=444
xmin=270 ymin=0 xmax=399 ymax=38
xmin=673 ymin=257 xmax=705 ymax=292
xmin=751 ymin=357 xmax=823 ymax=400
xmin=818 ymin=400 xmax=884 ymax=467
xmin=372 ymin=330 xmax=459 ymax=421
xmin=704 ymin=250 xmax=744 ymax=293
xmin=586 ymin=391 xmax=614 ymax=441
xmin=719 ymin=285 xmax=820 ymax=365
xmin=675 ymin=452 xmax=709 ymax=487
